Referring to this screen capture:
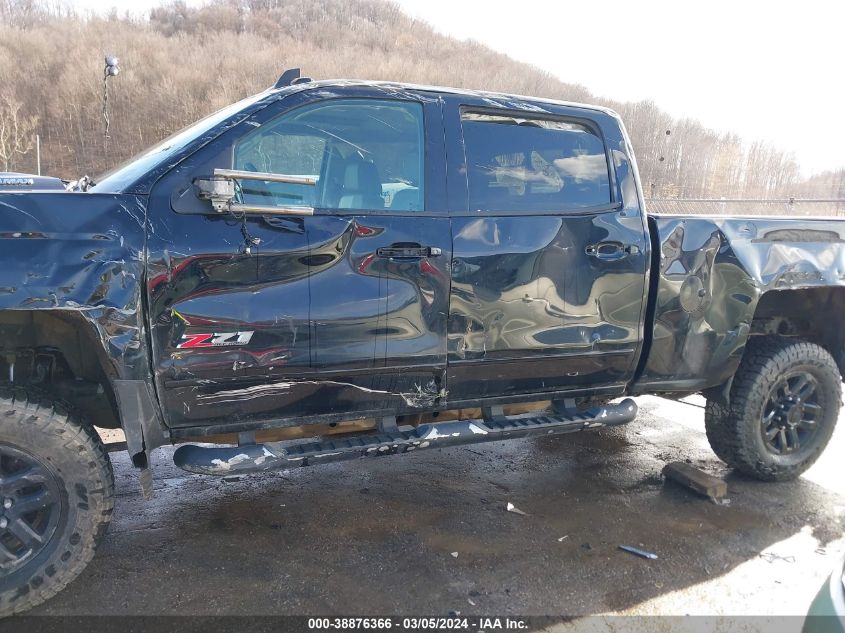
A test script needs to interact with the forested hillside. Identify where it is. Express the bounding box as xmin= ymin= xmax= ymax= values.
xmin=1 ymin=0 xmax=843 ymax=201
